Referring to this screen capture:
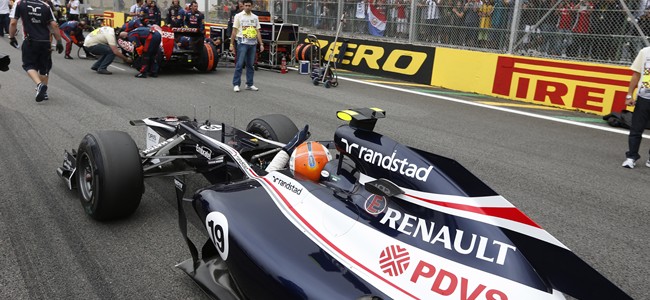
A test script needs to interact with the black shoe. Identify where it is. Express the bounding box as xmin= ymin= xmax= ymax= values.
xmin=135 ymin=72 xmax=147 ymax=78
xmin=64 ymin=55 xmax=73 ymax=59
xmin=148 ymin=73 xmax=158 ymax=78
xmin=35 ymin=83 xmax=48 ymax=102
xmin=282 ymin=125 xmax=310 ymax=154
xmin=91 ymin=66 xmax=98 ymax=71
xmin=97 ymin=69 xmax=112 ymax=75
